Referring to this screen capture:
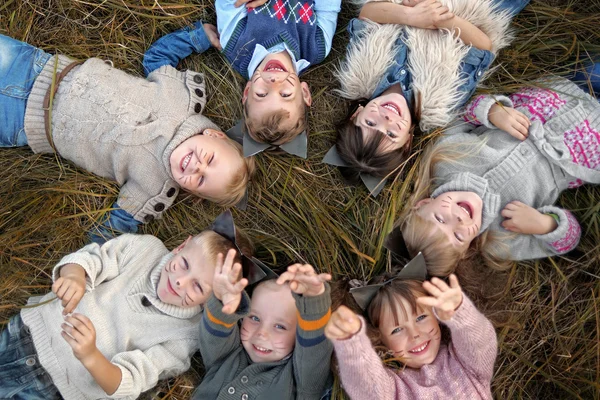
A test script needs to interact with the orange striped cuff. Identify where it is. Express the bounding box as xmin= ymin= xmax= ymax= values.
xmin=206 ymin=308 xmax=235 ymax=329
xmin=296 ymin=308 xmax=331 ymax=332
